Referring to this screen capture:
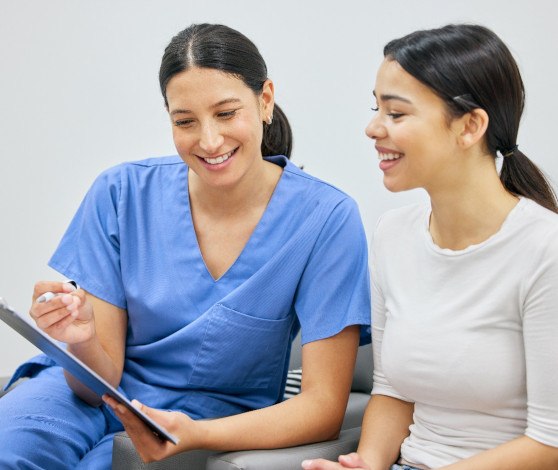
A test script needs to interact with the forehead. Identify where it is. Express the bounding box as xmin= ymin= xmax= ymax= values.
xmin=374 ymin=59 xmax=439 ymax=104
xmin=165 ymin=67 xmax=255 ymax=109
